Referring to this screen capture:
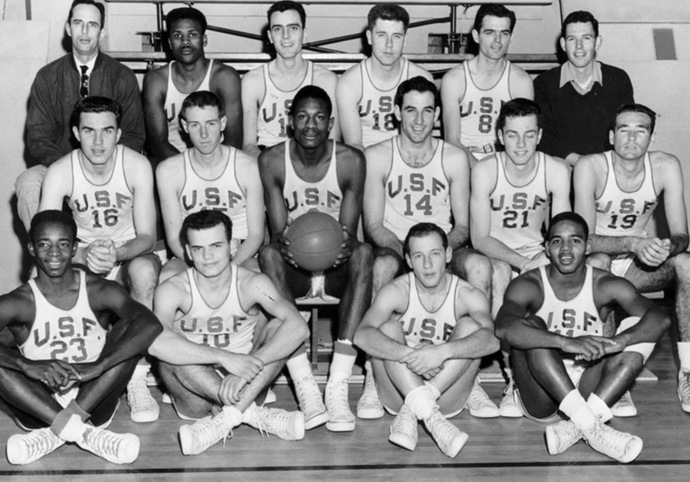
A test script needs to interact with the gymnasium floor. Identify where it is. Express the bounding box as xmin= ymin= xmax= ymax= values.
xmin=0 ymin=328 xmax=688 ymax=480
